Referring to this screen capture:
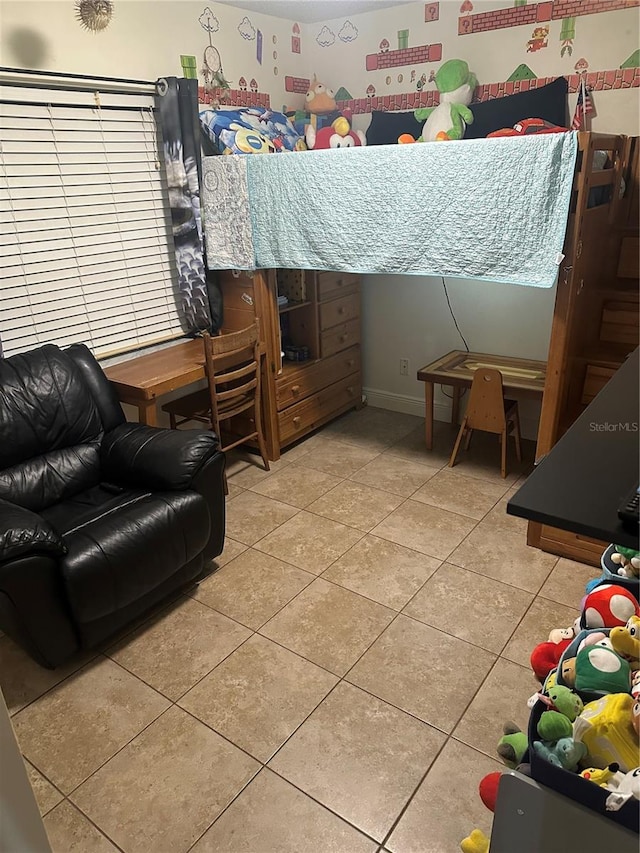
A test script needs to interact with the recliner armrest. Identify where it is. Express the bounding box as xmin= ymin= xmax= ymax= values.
xmin=101 ymin=423 xmax=221 ymax=491
xmin=0 ymin=499 xmax=67 ymax=562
